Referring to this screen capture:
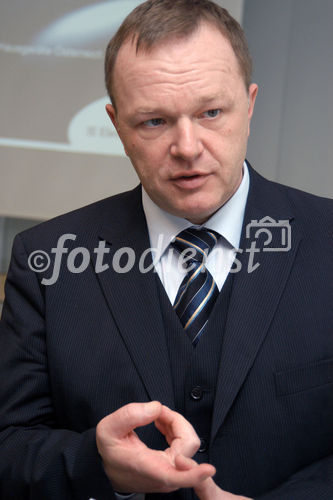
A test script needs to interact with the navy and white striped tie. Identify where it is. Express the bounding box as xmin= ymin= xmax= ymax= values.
xmin=172 ymin=227 xmax=219 ymax=346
